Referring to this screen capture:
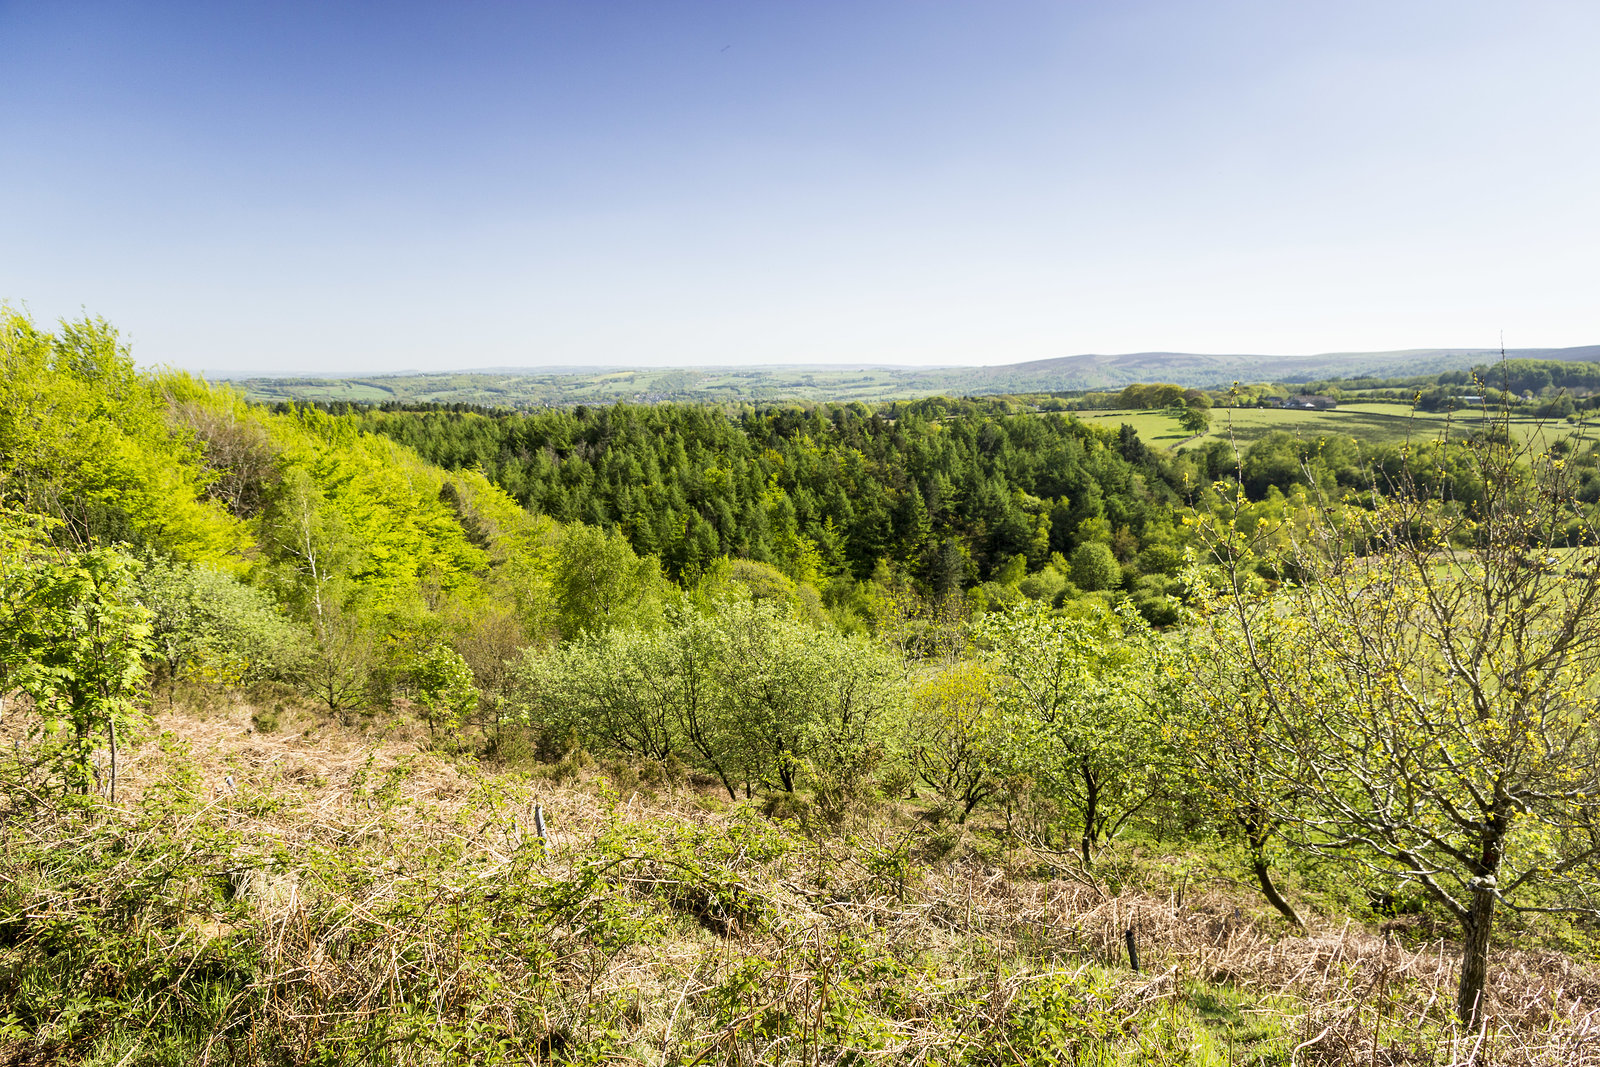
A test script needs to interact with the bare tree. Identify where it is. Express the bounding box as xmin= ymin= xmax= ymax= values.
xmin=167 ymin=396 xmax=281 ymax=519
xmin=1195 ymin=419 xmax=1600 ymax=1027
